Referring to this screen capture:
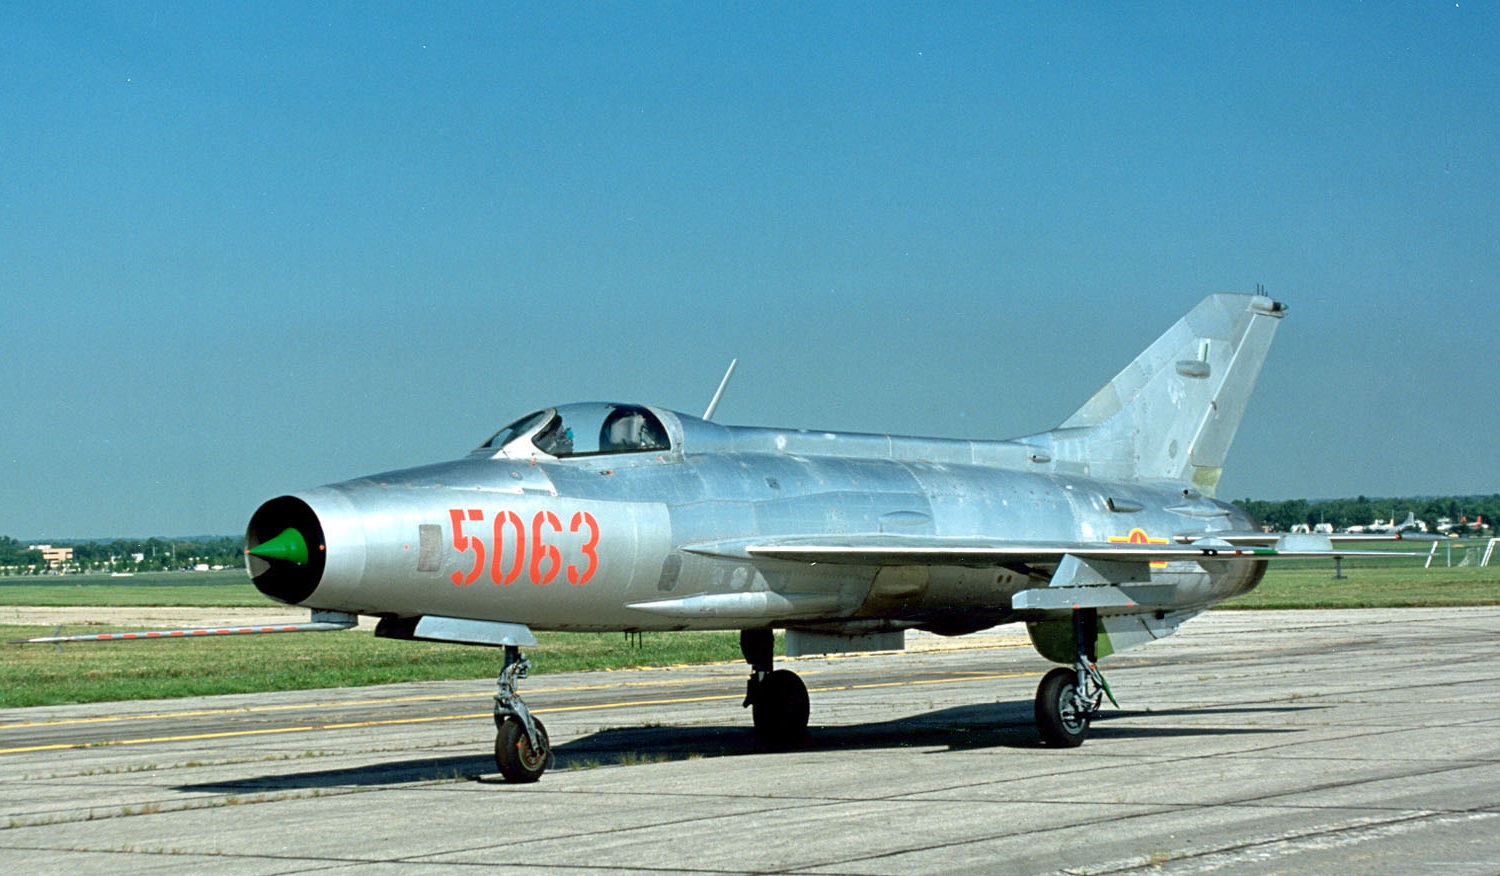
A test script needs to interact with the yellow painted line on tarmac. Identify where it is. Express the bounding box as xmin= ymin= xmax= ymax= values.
xmin=0 ymin=670 xmax=1033 ymax=755
xmin=0 ymin=674 xmax=738 ymax=731
xmin=0 ymin=713 xmax=492 ymax=755
xmin=0 ymin=696 xmax=483 ymax=731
